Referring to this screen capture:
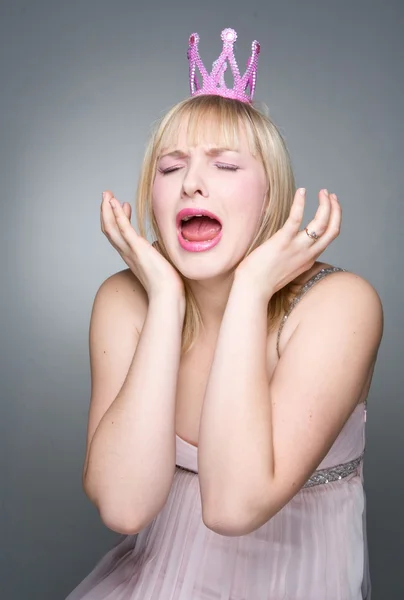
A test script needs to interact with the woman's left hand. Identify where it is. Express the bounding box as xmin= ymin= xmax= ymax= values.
xmin=234 ymin=188 xmax=342 ymax=300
